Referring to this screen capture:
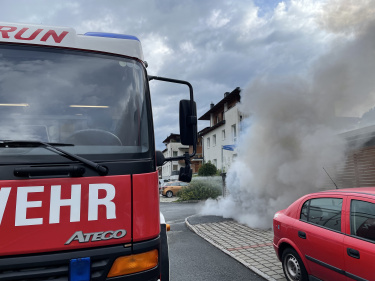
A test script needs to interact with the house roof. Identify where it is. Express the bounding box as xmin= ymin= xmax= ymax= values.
xmin=162 ymin=133 xmax=181 ymax=144
xmin=340 ymin=124 xmax=375 ymax=147
xmin=199 ymin=120 xmax=226 ymax=137
xmin=199 ymin=87 xmax=241 ymax=121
